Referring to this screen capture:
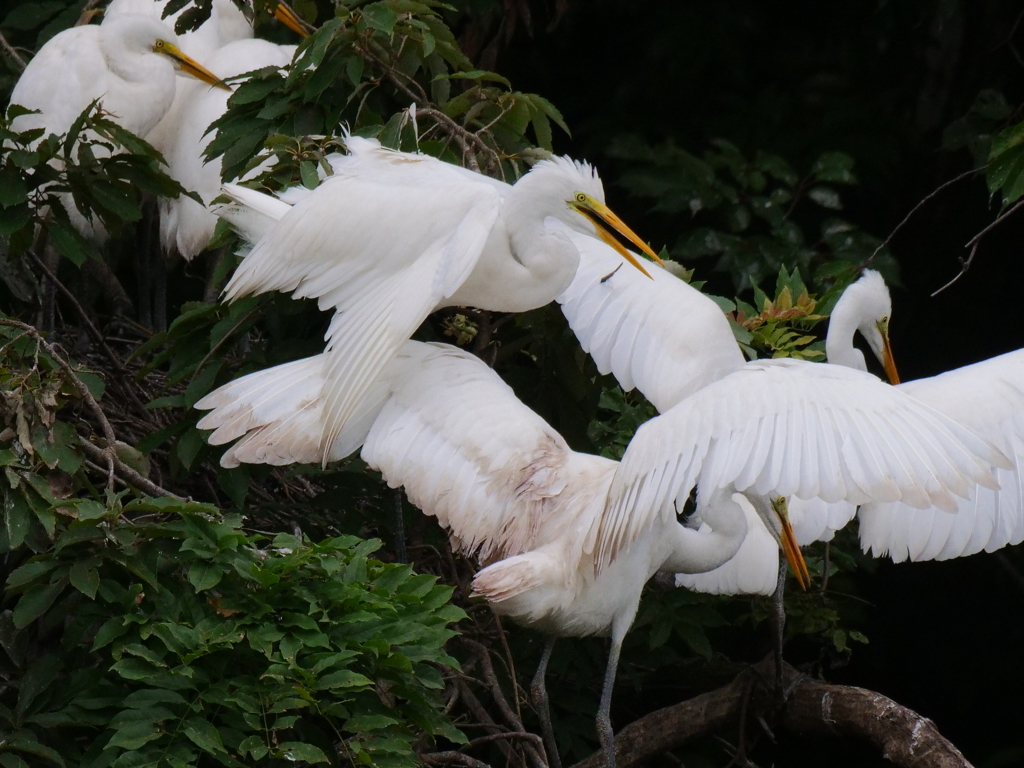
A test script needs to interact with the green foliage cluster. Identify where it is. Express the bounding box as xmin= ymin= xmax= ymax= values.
xmin=0 ymin=321 xmax=465 ymax=767
xmin=0 ymin=104 xmax=189 ymax=298
xmin=208 ymin=0 xmax=568 ymax=190
xmin=608 ymin=136 xmax=901 ymax=292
